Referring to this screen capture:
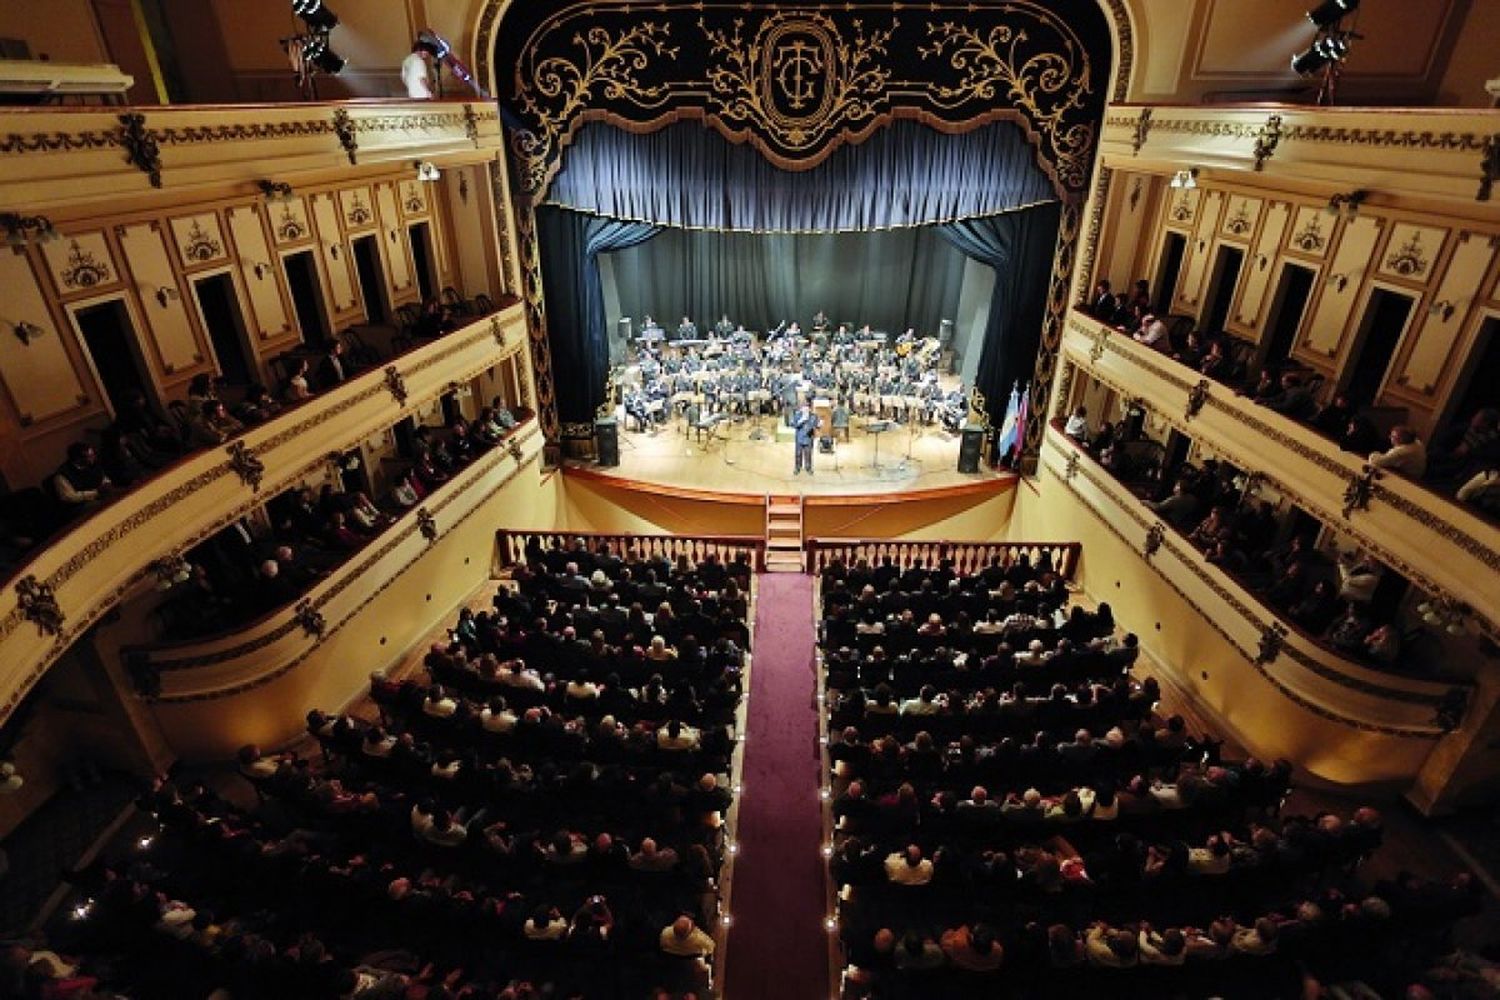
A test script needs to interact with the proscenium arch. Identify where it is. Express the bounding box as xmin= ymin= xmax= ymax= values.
xmin=470 ymin=0 xmax=1136 ymax=464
